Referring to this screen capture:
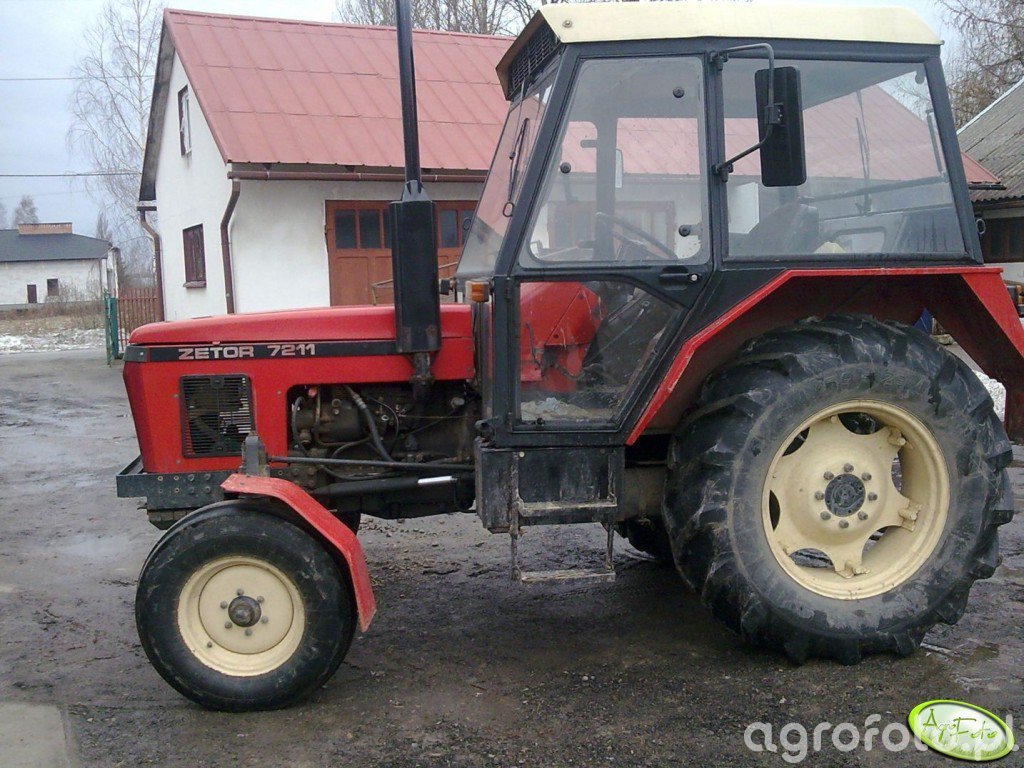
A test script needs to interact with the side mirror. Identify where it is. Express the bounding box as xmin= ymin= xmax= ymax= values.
xmin=755 ymin=65 xmax=806 ymax=187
